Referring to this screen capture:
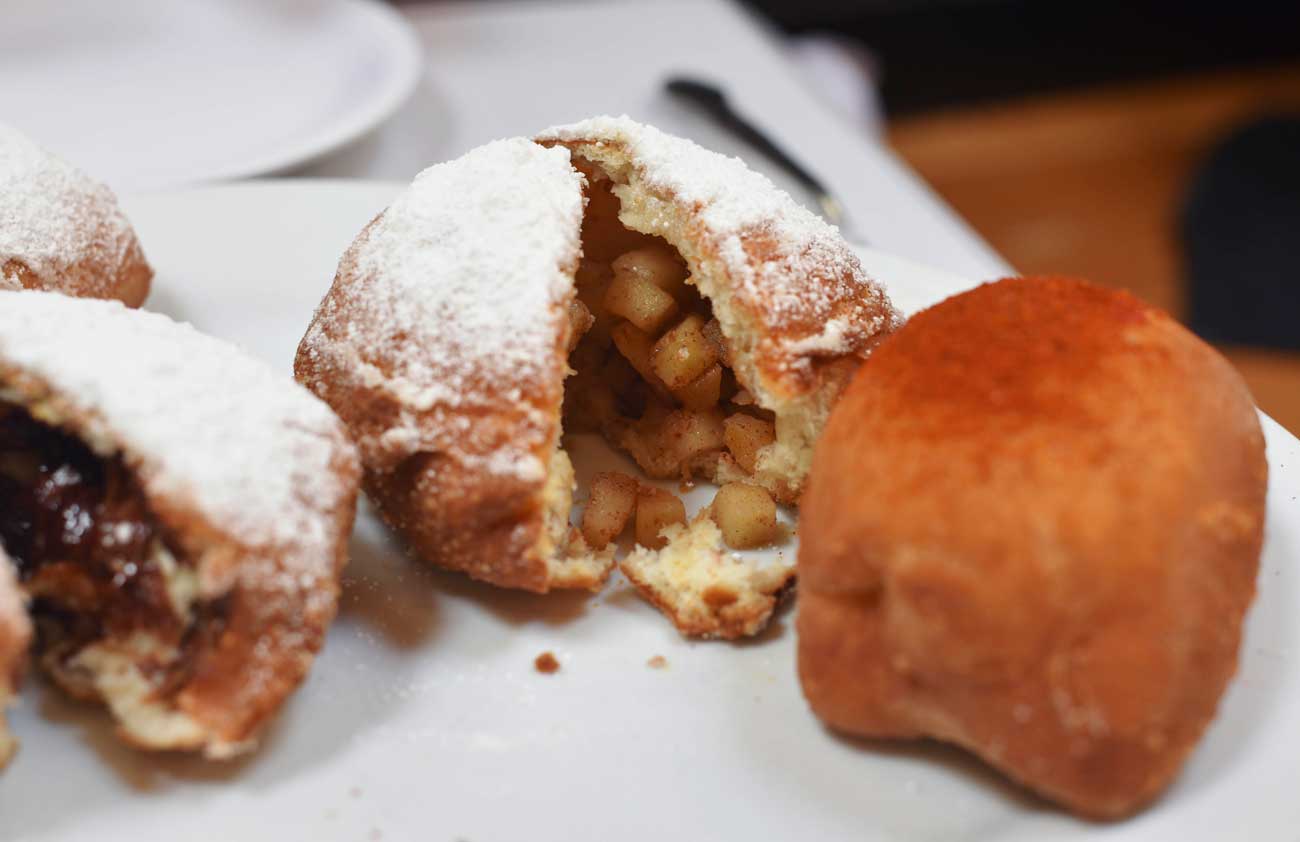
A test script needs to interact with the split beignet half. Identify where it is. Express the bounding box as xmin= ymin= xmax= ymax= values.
xmin=0 ymin=550 xmax=30 ymax=768
xmin=0 ymin=124 xmax=152 ymax=307
xmin=297 ymin=138 xmax=605 ymax=594
xmin=537 ymin=116 xmax=900 ymax=506
xmin=0 ymin=291 xmax=360 ymax=758
xmin=296 ymin=119 xmax=898 ymax=637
